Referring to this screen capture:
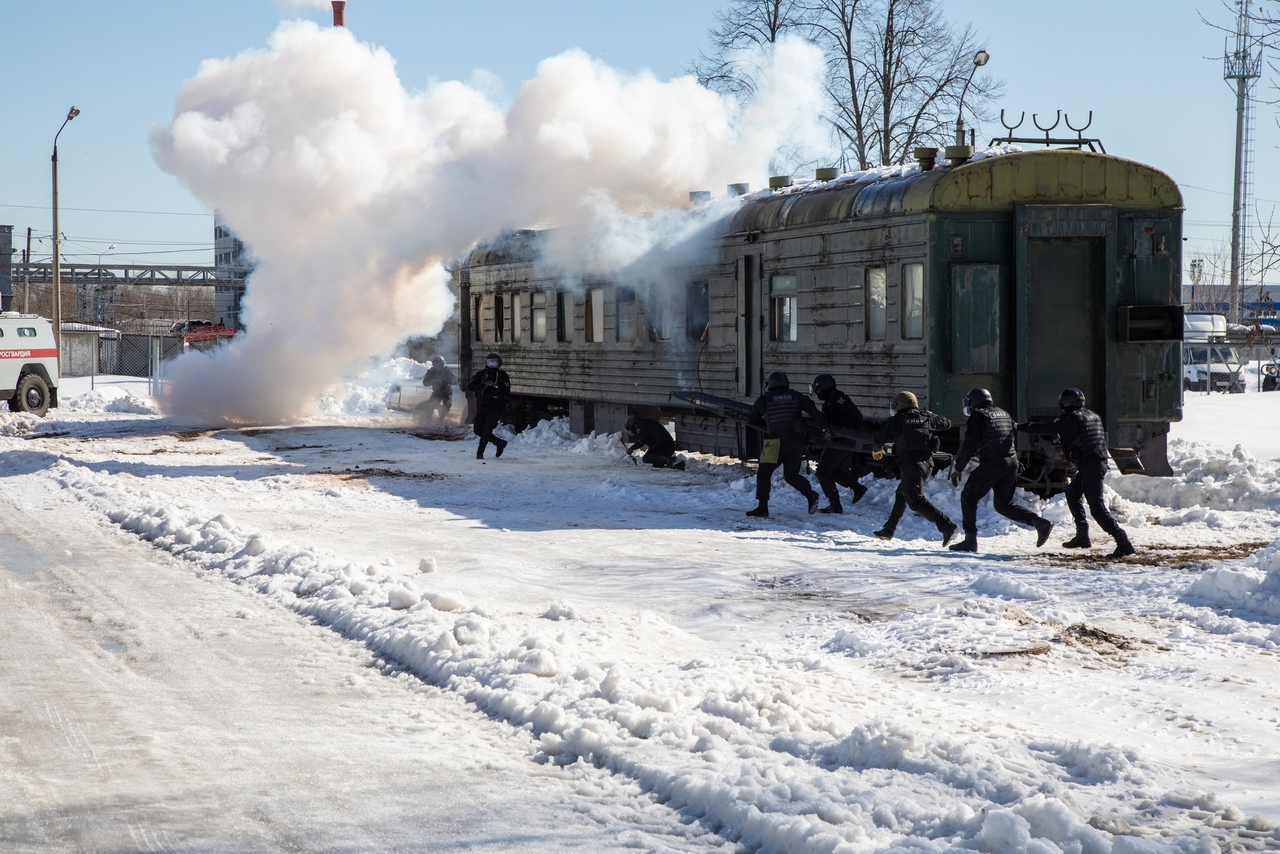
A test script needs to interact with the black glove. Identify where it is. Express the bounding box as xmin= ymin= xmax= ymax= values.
xmin=949 ymin=467 xmax=963 ymax=487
